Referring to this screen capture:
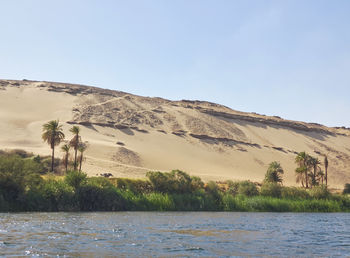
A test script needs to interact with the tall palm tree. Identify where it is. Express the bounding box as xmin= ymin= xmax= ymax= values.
xmin=295 ymin=152 xmax=310 ymax=188
xmin=317 ymin=170 xmax=325 ymax=185
xmin=78 ymin=142 xmax=87 ymax=172
xmin=42 ymin=120 xmax=65 ymax=172
xmin=61 ymin=144 xmax=70 ymax=173
xmin=324 ymin=155 xmax=329 ymax=187
xmin=265 ymin=161 xmax=284 ymax=184
xmin=69 ymin=126 xmax=81 ymax=171
xmin=295 ymin=166 xmax=306 ymax=187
